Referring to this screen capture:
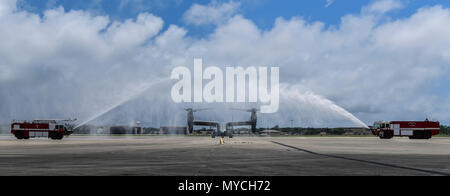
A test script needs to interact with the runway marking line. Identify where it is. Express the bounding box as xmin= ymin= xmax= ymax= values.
xmin=271 ymin=141 xmax=450 ymax=176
